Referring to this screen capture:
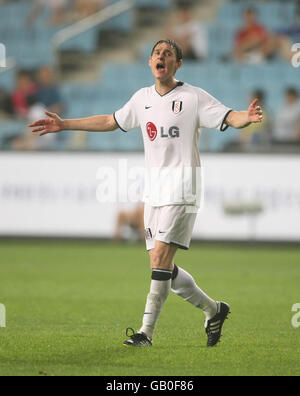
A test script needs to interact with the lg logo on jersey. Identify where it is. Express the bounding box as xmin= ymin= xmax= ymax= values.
xmin=146 ymin=122 xmax=180 ymax=141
